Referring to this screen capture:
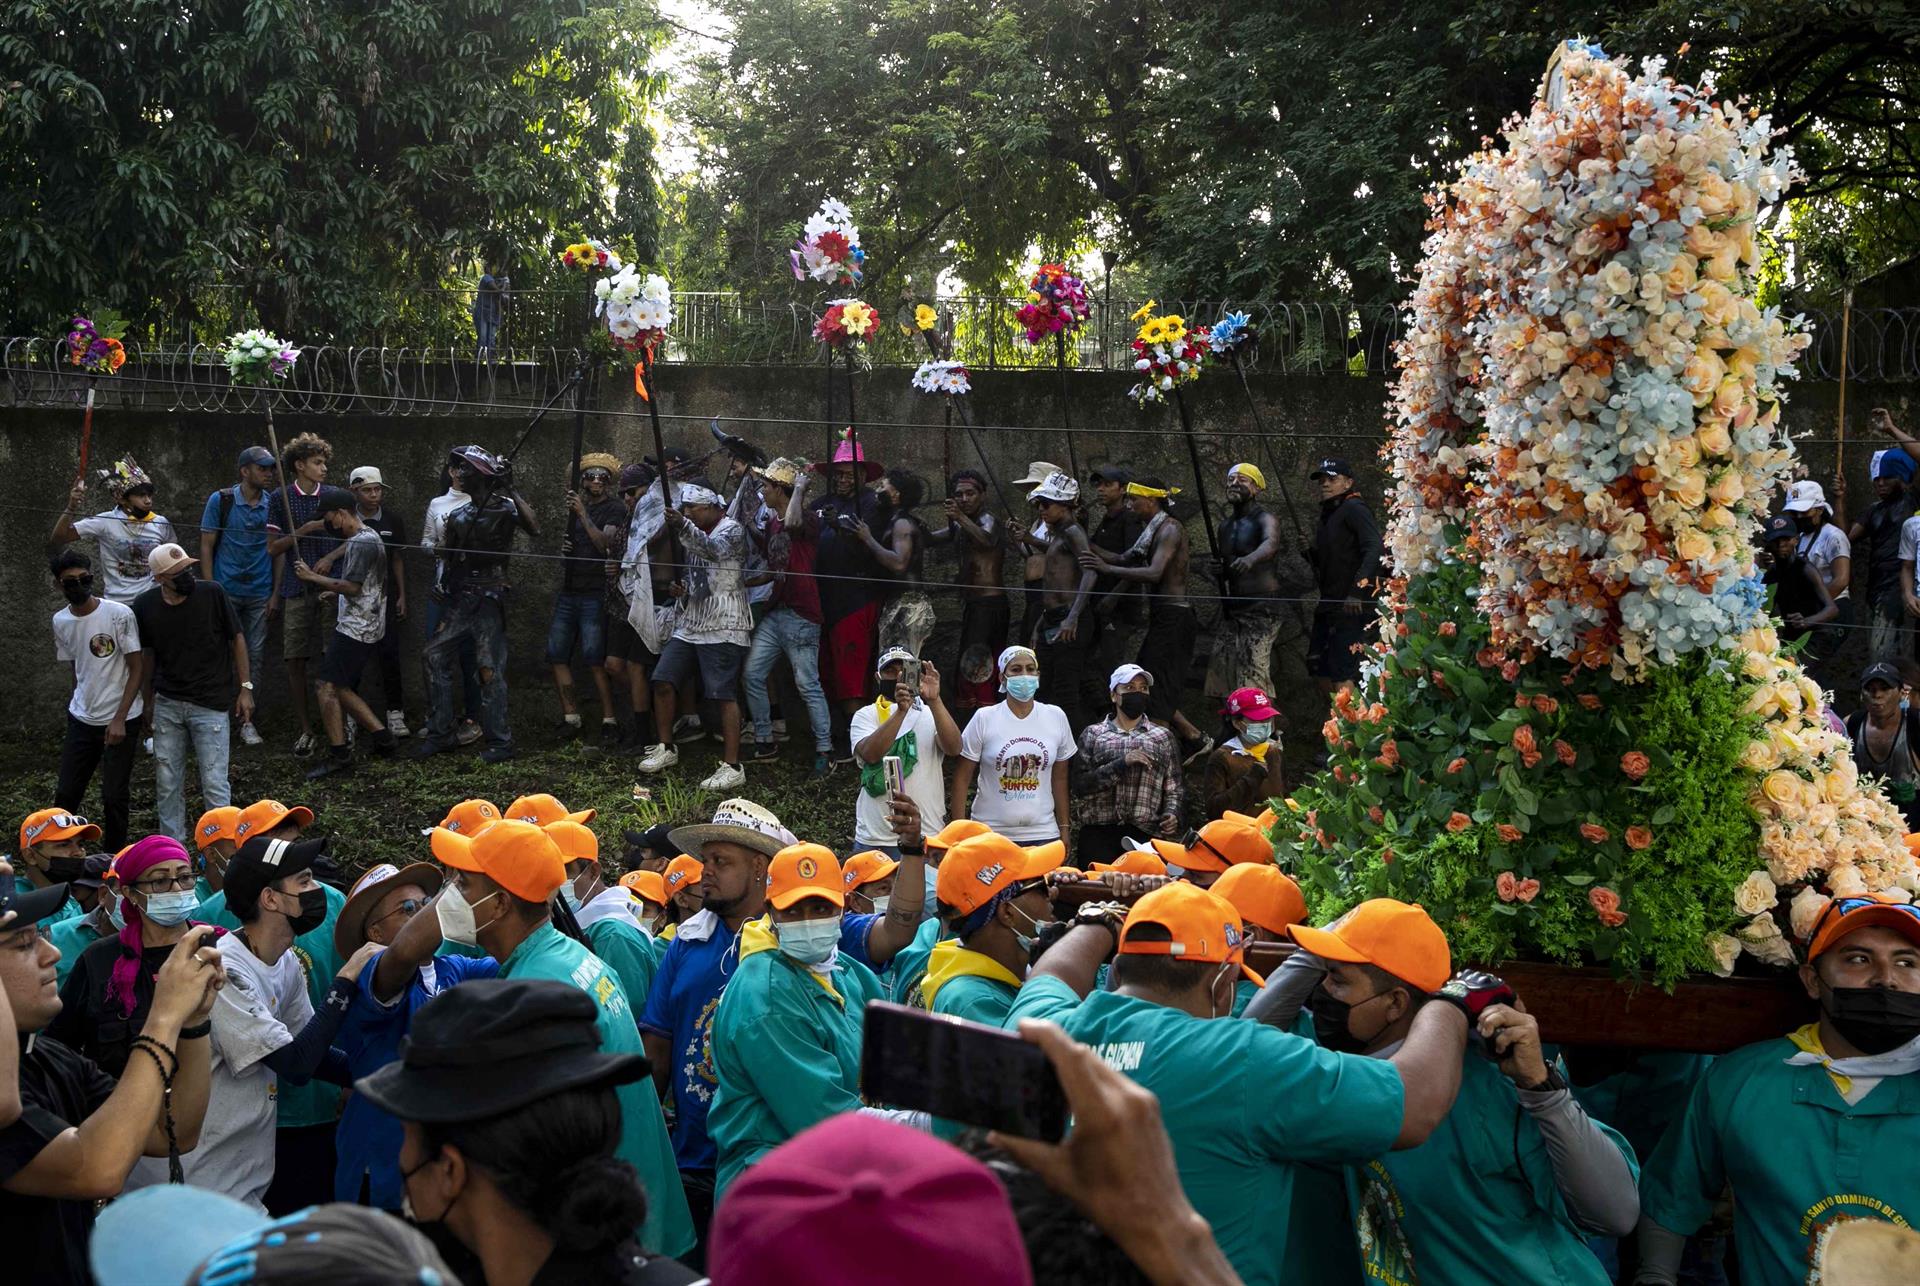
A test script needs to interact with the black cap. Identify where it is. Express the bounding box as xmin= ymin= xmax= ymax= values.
xmin=73 ymin=853 xmax=114 ymax=890
xmin=1763 ymin=514 xmax=1798 ymax=543
xmin=3 ymin=876 xmax=69 ymax=929
xmin=223 ymin=835 xmax=329 ymax=914
xmin=1089 ymin=465 xmax=1133 ymax=485
xmin=625 ymin=823 xmax=681 ymax=860
xmin=1863 ymin=661 xmax=1904 ymax=690
xmin=1309 ymin=458 xmax=1354 ymax=480
xmin=355 ymin=979 xmax=649 ymax=1123
xmin=314 ymin=488 xmax=357 ymax=516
